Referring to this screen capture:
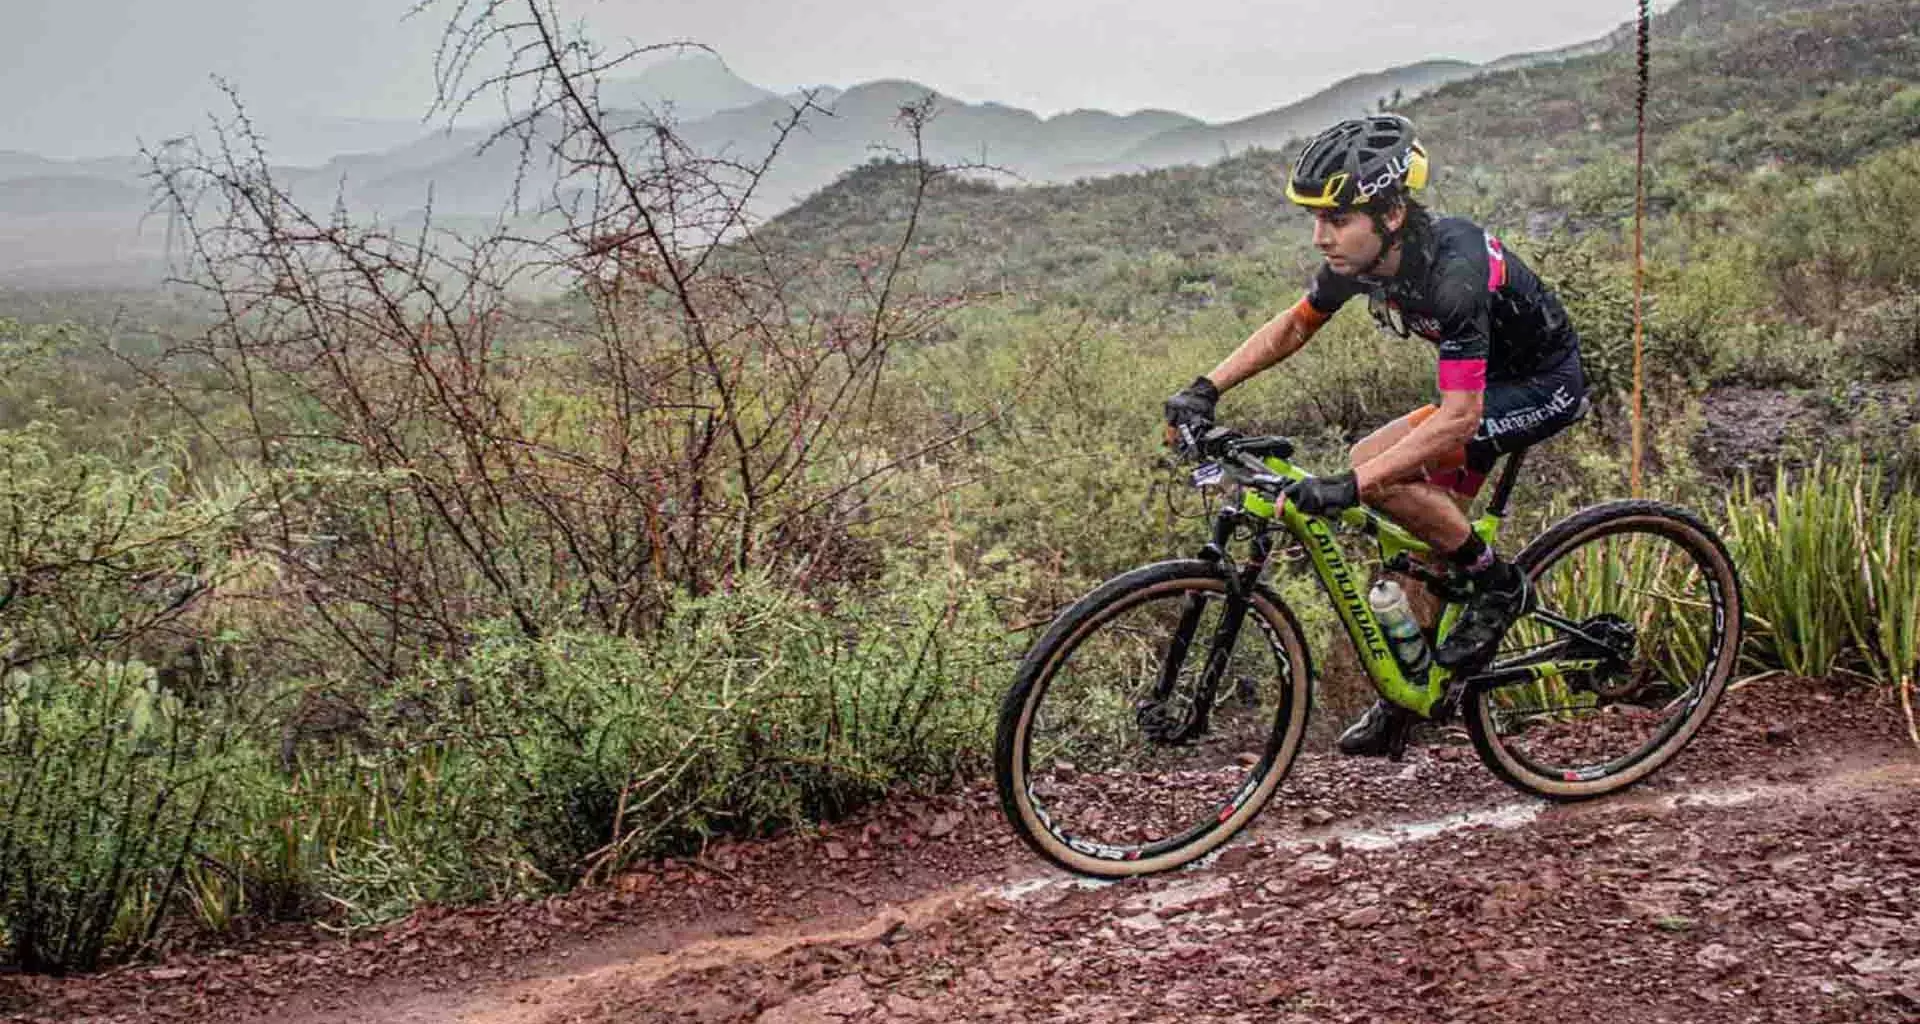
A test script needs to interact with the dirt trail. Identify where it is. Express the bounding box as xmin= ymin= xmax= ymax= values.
xmin=439 ymin=753 xmax=1920 ymax=1022
xmin=8 ymin=676 xmax=1917 ymax=1024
